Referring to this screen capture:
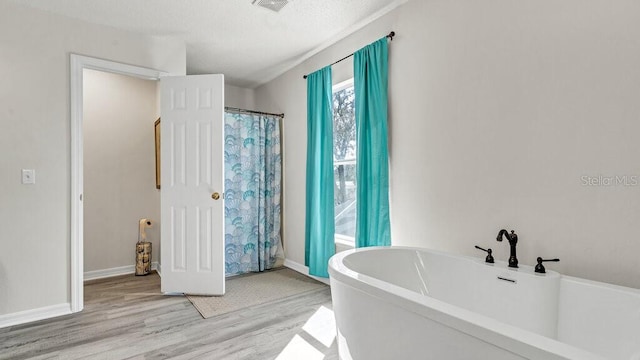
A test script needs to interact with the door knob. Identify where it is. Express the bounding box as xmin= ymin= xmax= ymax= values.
xmin=211 ymin=192 xmax=220 ymax=200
